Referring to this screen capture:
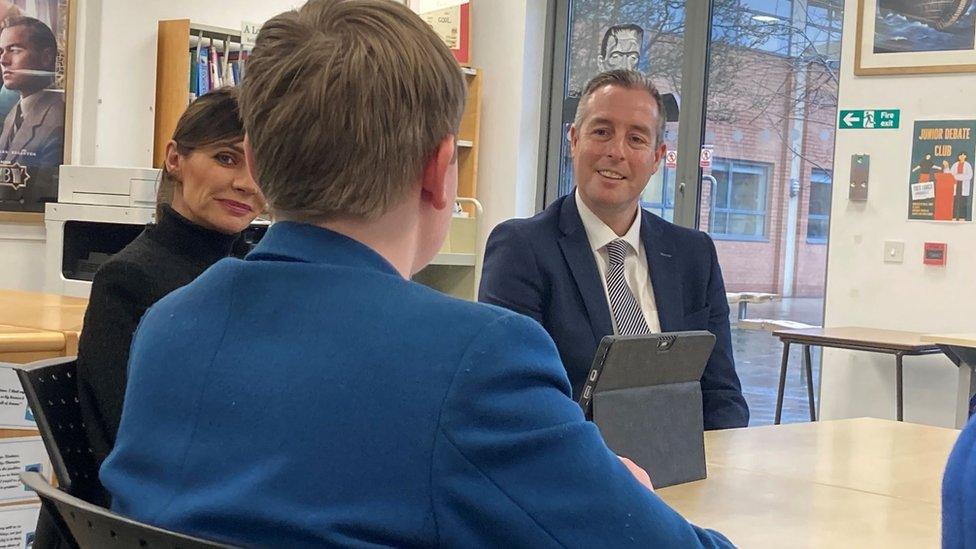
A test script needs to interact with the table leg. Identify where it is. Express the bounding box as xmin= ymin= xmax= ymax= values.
xmin=803 ymin=345 xmax=816 ymax=421
xmin=775 ymin=341 xmax=791 ymax=425
xmin=896 ymin=353 xmax=904 ymax=422
xmin=738 ymin=301 xmax=747 ymax=321
xmin=955 ymin=362 xmax=975 ymax=429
